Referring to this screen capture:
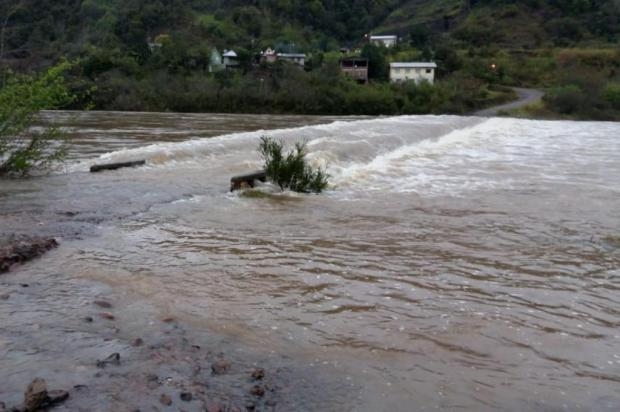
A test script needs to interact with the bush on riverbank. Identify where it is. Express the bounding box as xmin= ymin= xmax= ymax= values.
xmin=538 ymin=49 xmax=620 ymax=120
xmin=259 ymin=136 xmax=329 ymax=194
xmin=0 ymin=62 xmax=73 ymax=176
